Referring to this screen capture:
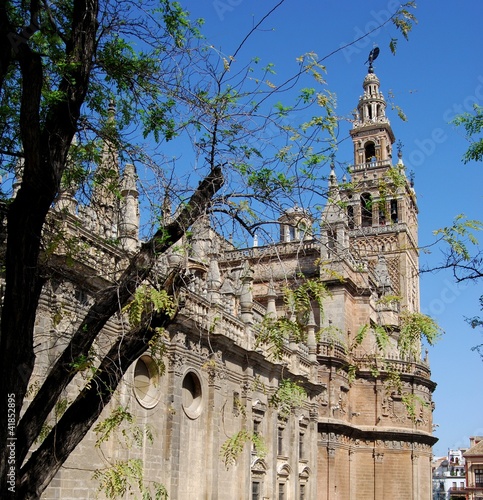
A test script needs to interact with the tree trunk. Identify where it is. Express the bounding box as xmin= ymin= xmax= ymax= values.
xmin=18 ymin=276 xmax=180 ymax=498
xmin=0 ymin=0 xmax=99 ymax=494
